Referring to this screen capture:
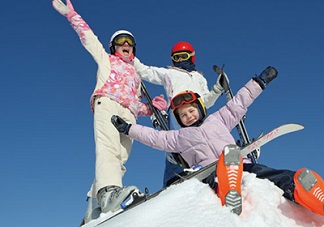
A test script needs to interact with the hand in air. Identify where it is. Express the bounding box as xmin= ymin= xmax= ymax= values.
xmin=152 ymin=95 xmax=167 ymax=111
xmin=213 ymin=71 xmax=230 ymax=94
xmin=52 ymin=0 xmax=76 ymax=20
